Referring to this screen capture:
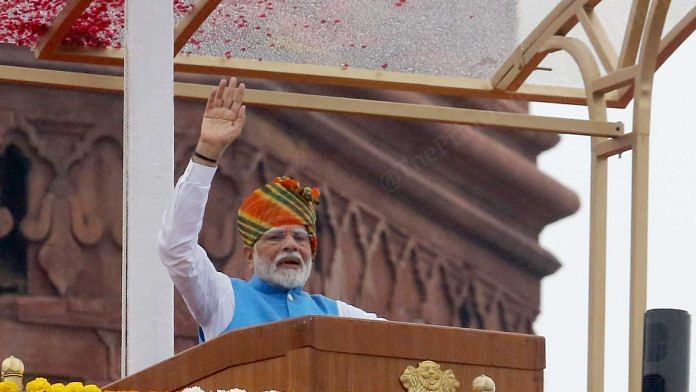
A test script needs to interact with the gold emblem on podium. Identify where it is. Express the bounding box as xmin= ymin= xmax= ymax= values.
xmin=400 ymin=360 xmax=460 ymax=392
